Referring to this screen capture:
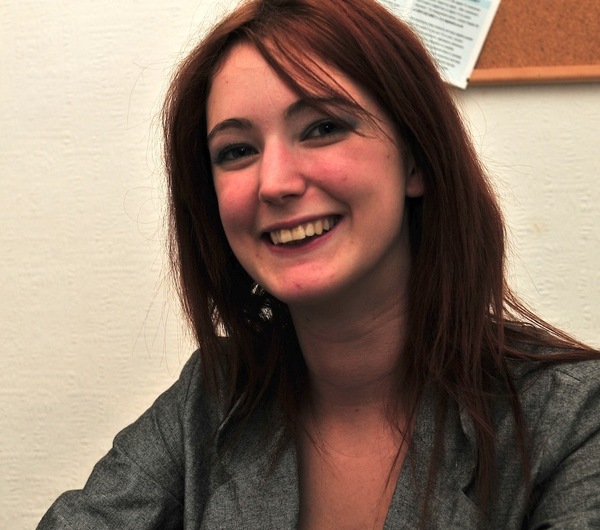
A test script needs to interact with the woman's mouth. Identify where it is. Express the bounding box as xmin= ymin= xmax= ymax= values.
xmin=268 ymin=216 xmax=340 ymax=245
